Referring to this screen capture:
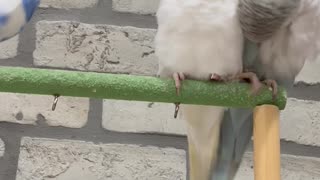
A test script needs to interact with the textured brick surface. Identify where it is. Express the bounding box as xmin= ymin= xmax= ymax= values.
xmin=295 ymin=59 xmax=320 ymax=85
xmin=34 ymin=21 xmax=157 ymax=76
xmin=17 ymin=137 xmax=186 ymax=180
xmin=236 ymin=153 xmax=320 ymax=180
xmin=0 ymin=36 xmax=19 ymax=59
xmin=112 ymin=0 xmax=160 ymax=15
xmin=280 ymin=98 xmax=320 ymax=146
xmin=16 ymin=137 xmax=320 ymax=180
xmin=40 ymin=0 xmax=99 ymax=9
xmin=0 ymin=93 xmax=89 ymax=128
xmin=102 ymin=100 xmax=186 ymax=135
